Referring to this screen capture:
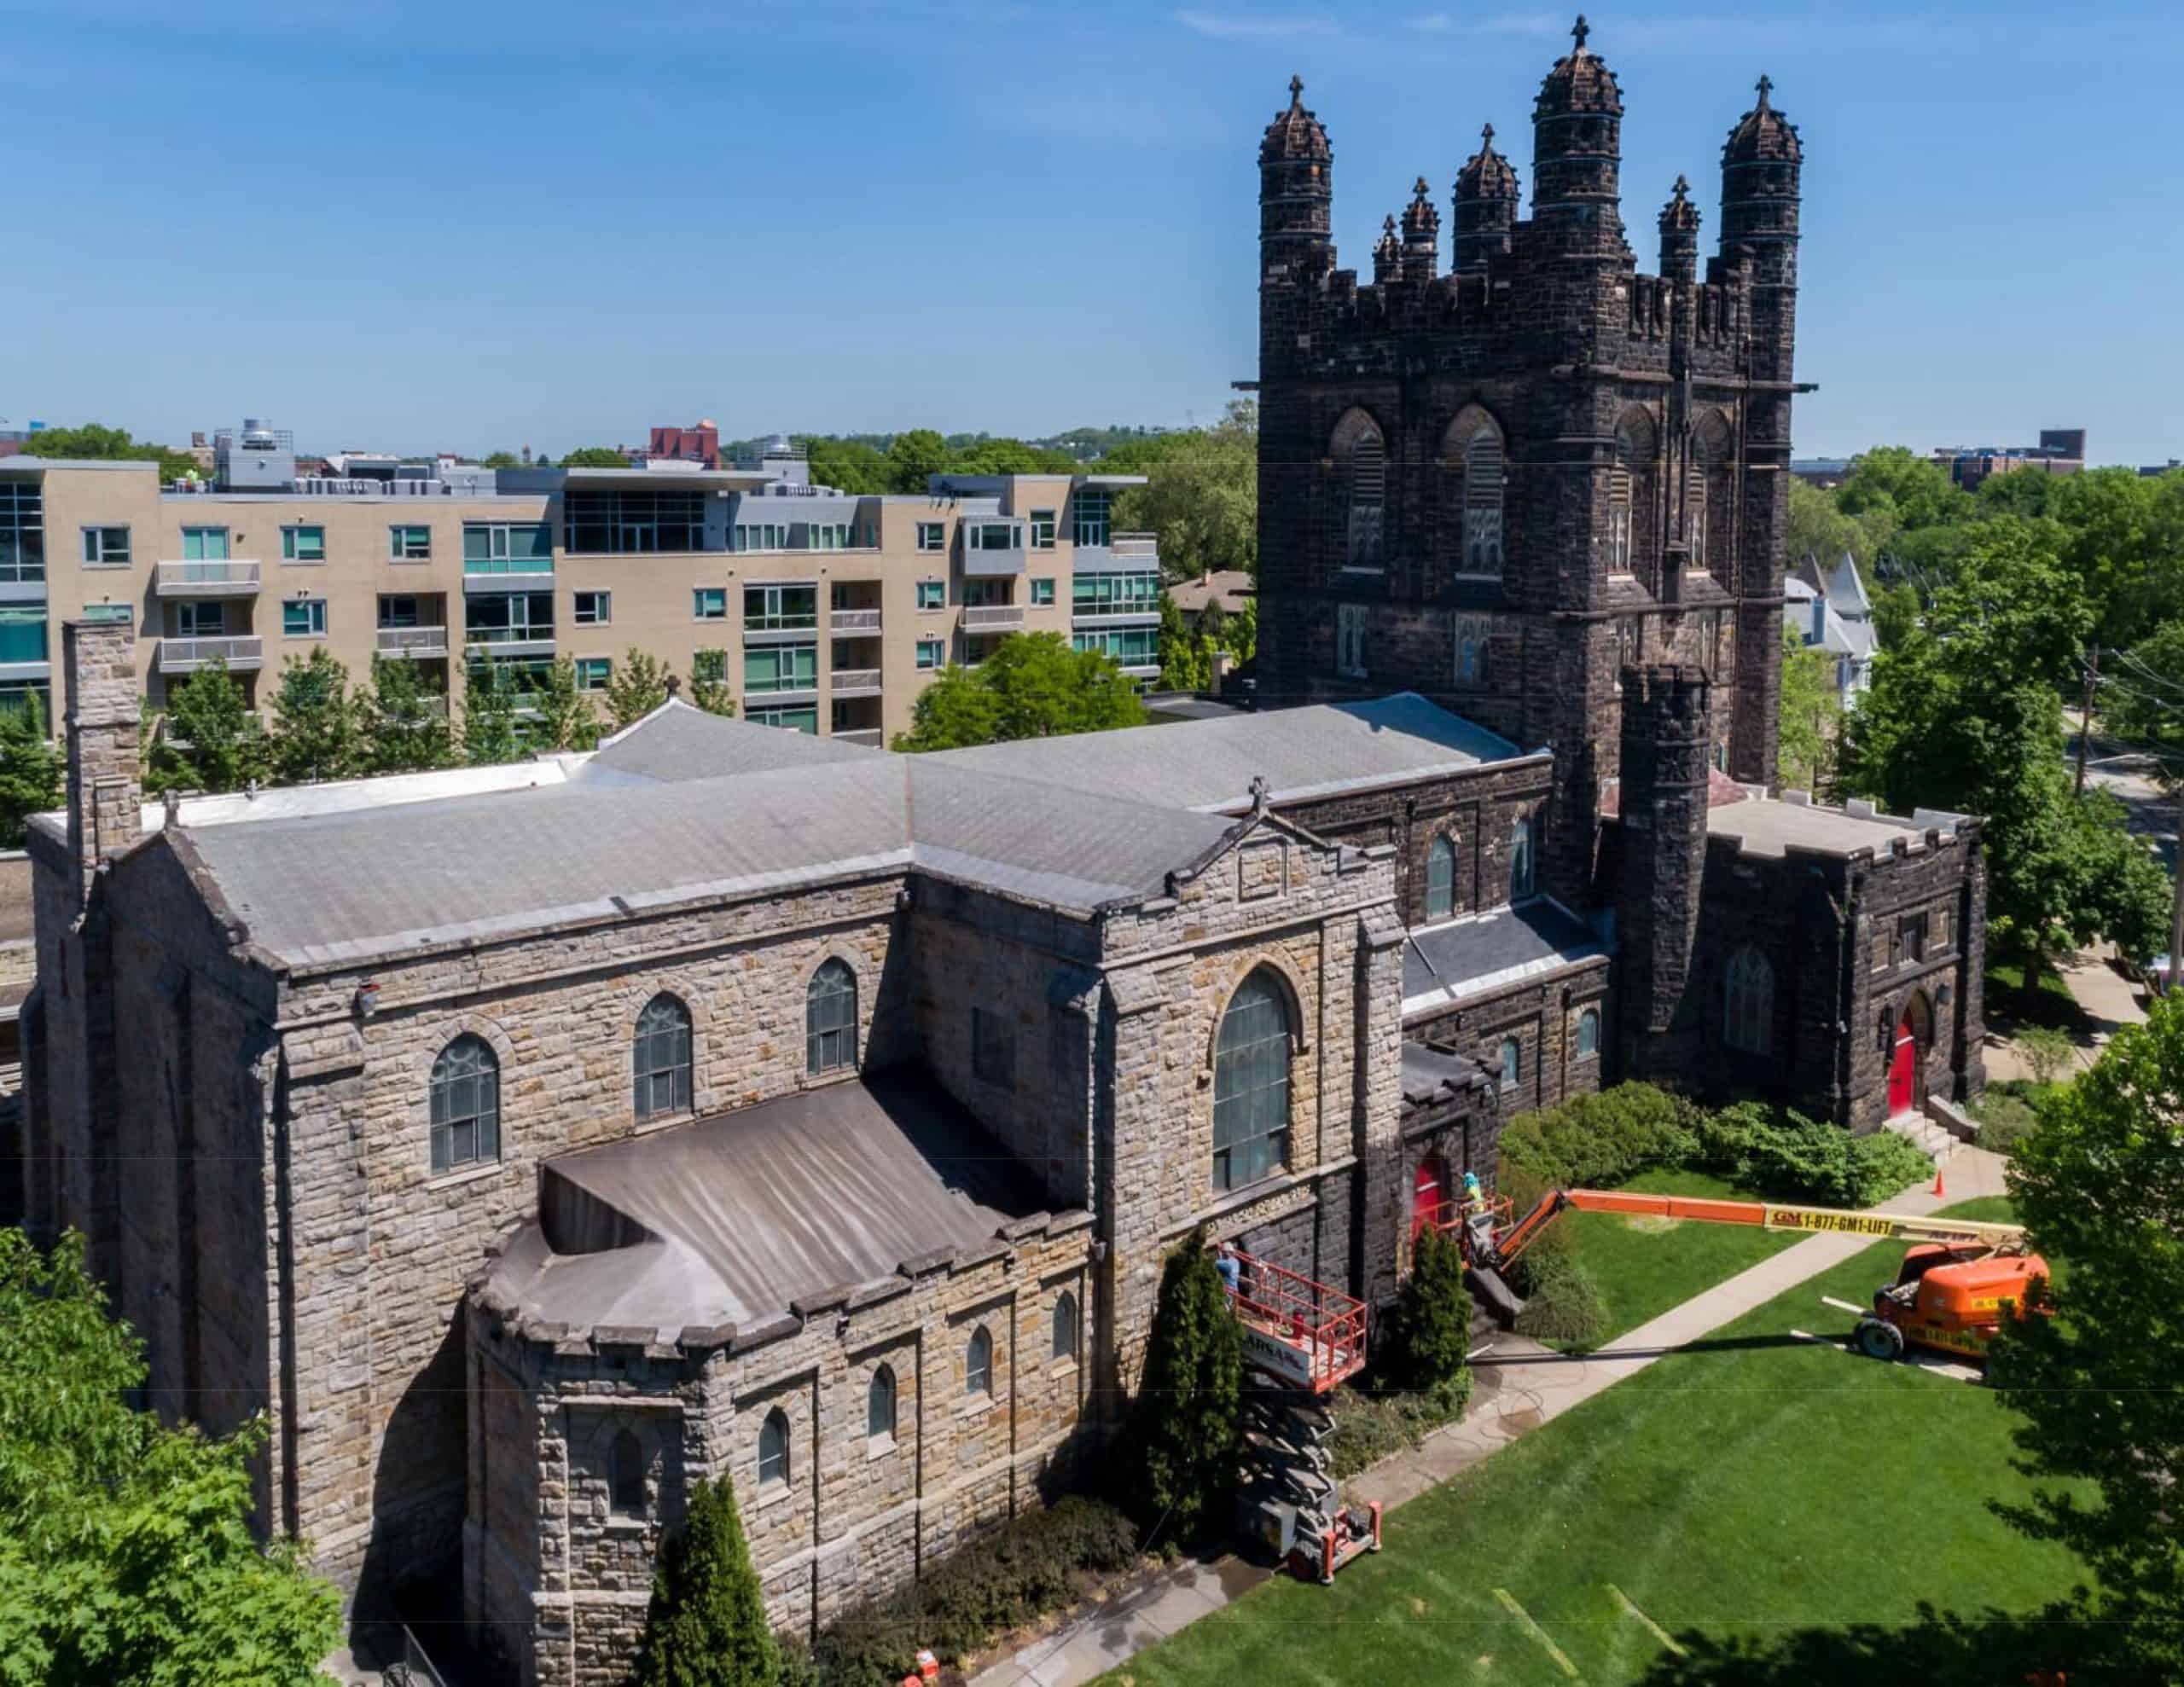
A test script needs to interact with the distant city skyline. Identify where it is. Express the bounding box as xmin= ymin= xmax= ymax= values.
xmin=4 ymin=0 xmax=2176 ymax=466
